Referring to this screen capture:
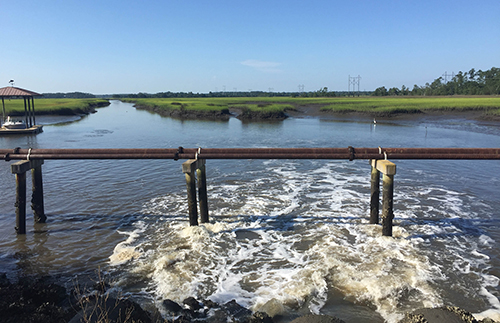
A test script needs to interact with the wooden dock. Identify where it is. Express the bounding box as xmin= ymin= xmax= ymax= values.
xmin=0 ymin=125 xmax=43 ymax=135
